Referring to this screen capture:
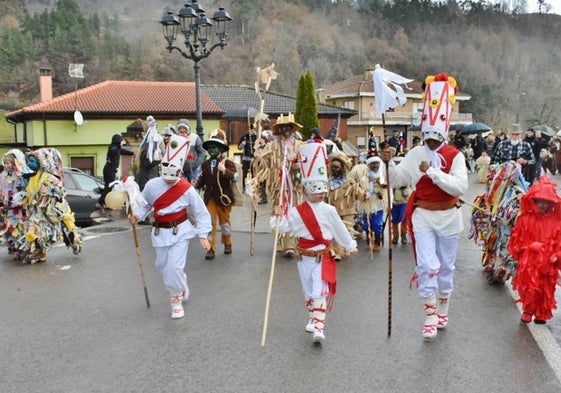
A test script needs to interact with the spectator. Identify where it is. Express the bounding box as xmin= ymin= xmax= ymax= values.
xmin=491 ymin=124 xmax=535 ymax=184
xmin=98 ymin=134 xmax=134 ymax=209
xmin=472 ymin=131 xmax=487 ymax=159
xmin=237 ymin=124 xmax=258 ymax=192
xmin=176 ymin=118 xmax=206 ymax=184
